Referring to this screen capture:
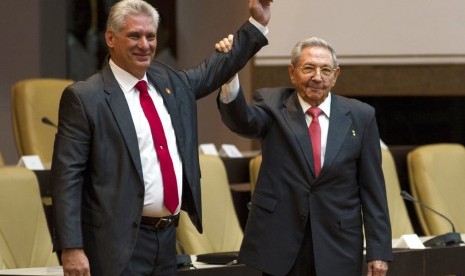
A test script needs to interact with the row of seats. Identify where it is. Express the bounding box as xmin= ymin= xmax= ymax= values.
xmin=1 ymin=143 xmax=463 ymax=267
xmin=0 ymin=154 xmax=240 ymax=268
xmin=249 ymin=144 xmax=465 ymax=239
xmin=1 ymin=79 xmax=68 ymax=268
xmin=2 ymin=78 xmax=464 ymax=265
